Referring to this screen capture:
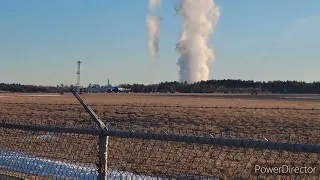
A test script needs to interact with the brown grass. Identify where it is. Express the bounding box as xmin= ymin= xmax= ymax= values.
xmin=1 ymin=93 xmax=319 ymax=142
xmin=1 ymin=93 xmax=320 ymax=107
xmin=0 ymin=93 xmax=319 ymax=178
